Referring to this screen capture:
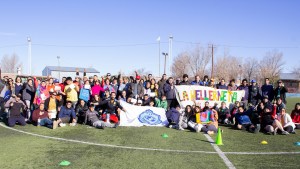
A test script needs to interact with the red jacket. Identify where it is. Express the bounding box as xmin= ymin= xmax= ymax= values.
xmin=291 ymin=109 xmax=300 ymax=123
xmin=32 ymin=109 xmax=49 ymax=122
